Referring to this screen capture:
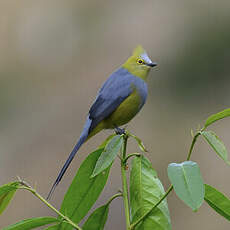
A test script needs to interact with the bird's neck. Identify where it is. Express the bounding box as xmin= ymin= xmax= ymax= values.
xmin=122 ymin=64 xmax=150 ymax=81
